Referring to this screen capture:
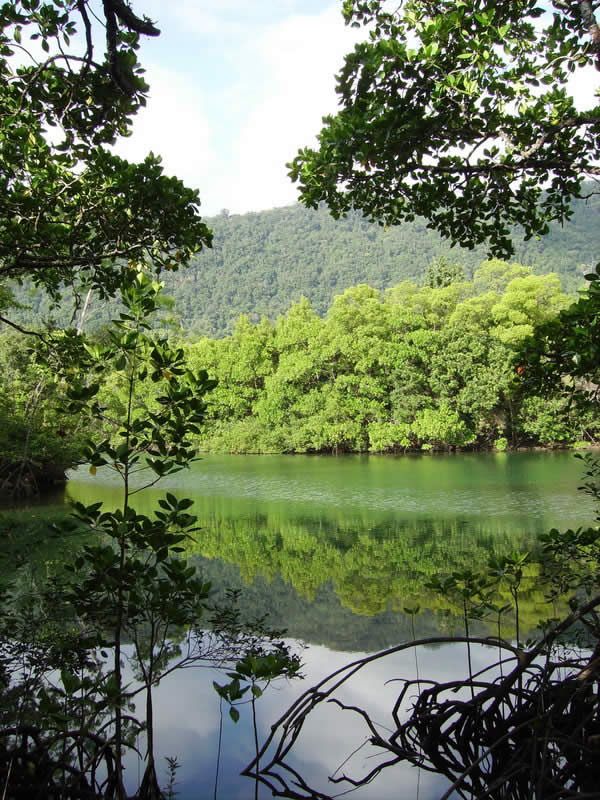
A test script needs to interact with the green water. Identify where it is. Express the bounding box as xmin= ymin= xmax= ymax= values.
xmin=10 ymin=451 xmax=597 ymax=799
xmin=67 ymin=451 xmax=588 ymax=525
xmin=66 ymin=451 xmax=594 ymax=637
